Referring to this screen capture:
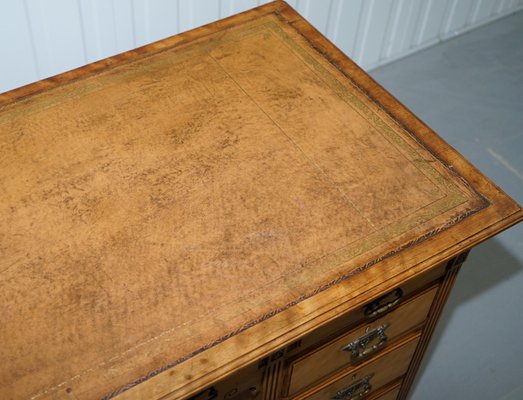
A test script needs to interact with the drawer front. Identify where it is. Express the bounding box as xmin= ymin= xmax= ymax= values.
xmin=284 ymin=262 xmax=446 ymax=364
xmin=368 ymin=380 xmax=401 ymax=400
xmin=285 ymin=286 xmax=436 ymax=396
xmin=374 ymin=387 xmax=400 ymax=400
xmin=294 ymin=332 xmax=421 ymax=400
